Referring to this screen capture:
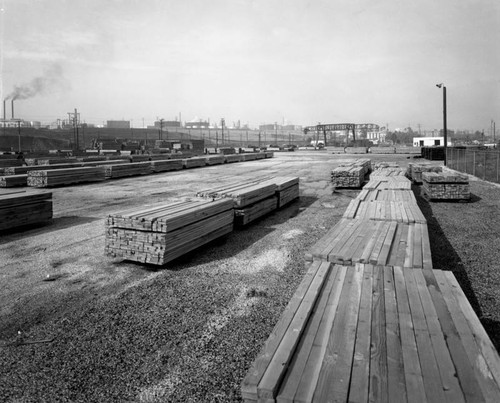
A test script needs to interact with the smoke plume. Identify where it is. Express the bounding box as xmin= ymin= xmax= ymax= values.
xmin=6 ymin=63 xmax=68 ymax=101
